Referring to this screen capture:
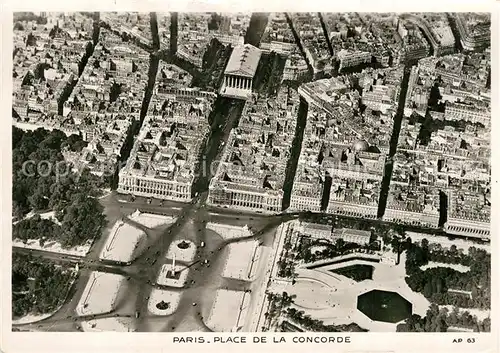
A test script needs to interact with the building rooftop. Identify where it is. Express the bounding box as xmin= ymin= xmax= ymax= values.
xmin=224 ymin=44 xmax=262 ymax=77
